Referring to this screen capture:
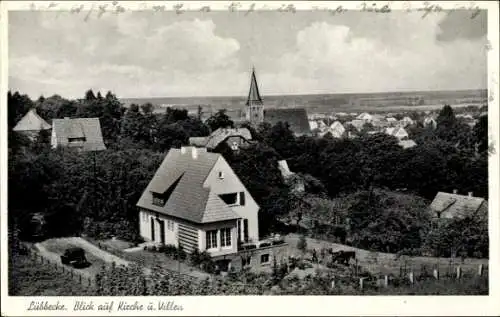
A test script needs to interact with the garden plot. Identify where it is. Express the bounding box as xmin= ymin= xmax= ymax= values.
xmin=284 ymin=234 xmax=488 ymax=277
